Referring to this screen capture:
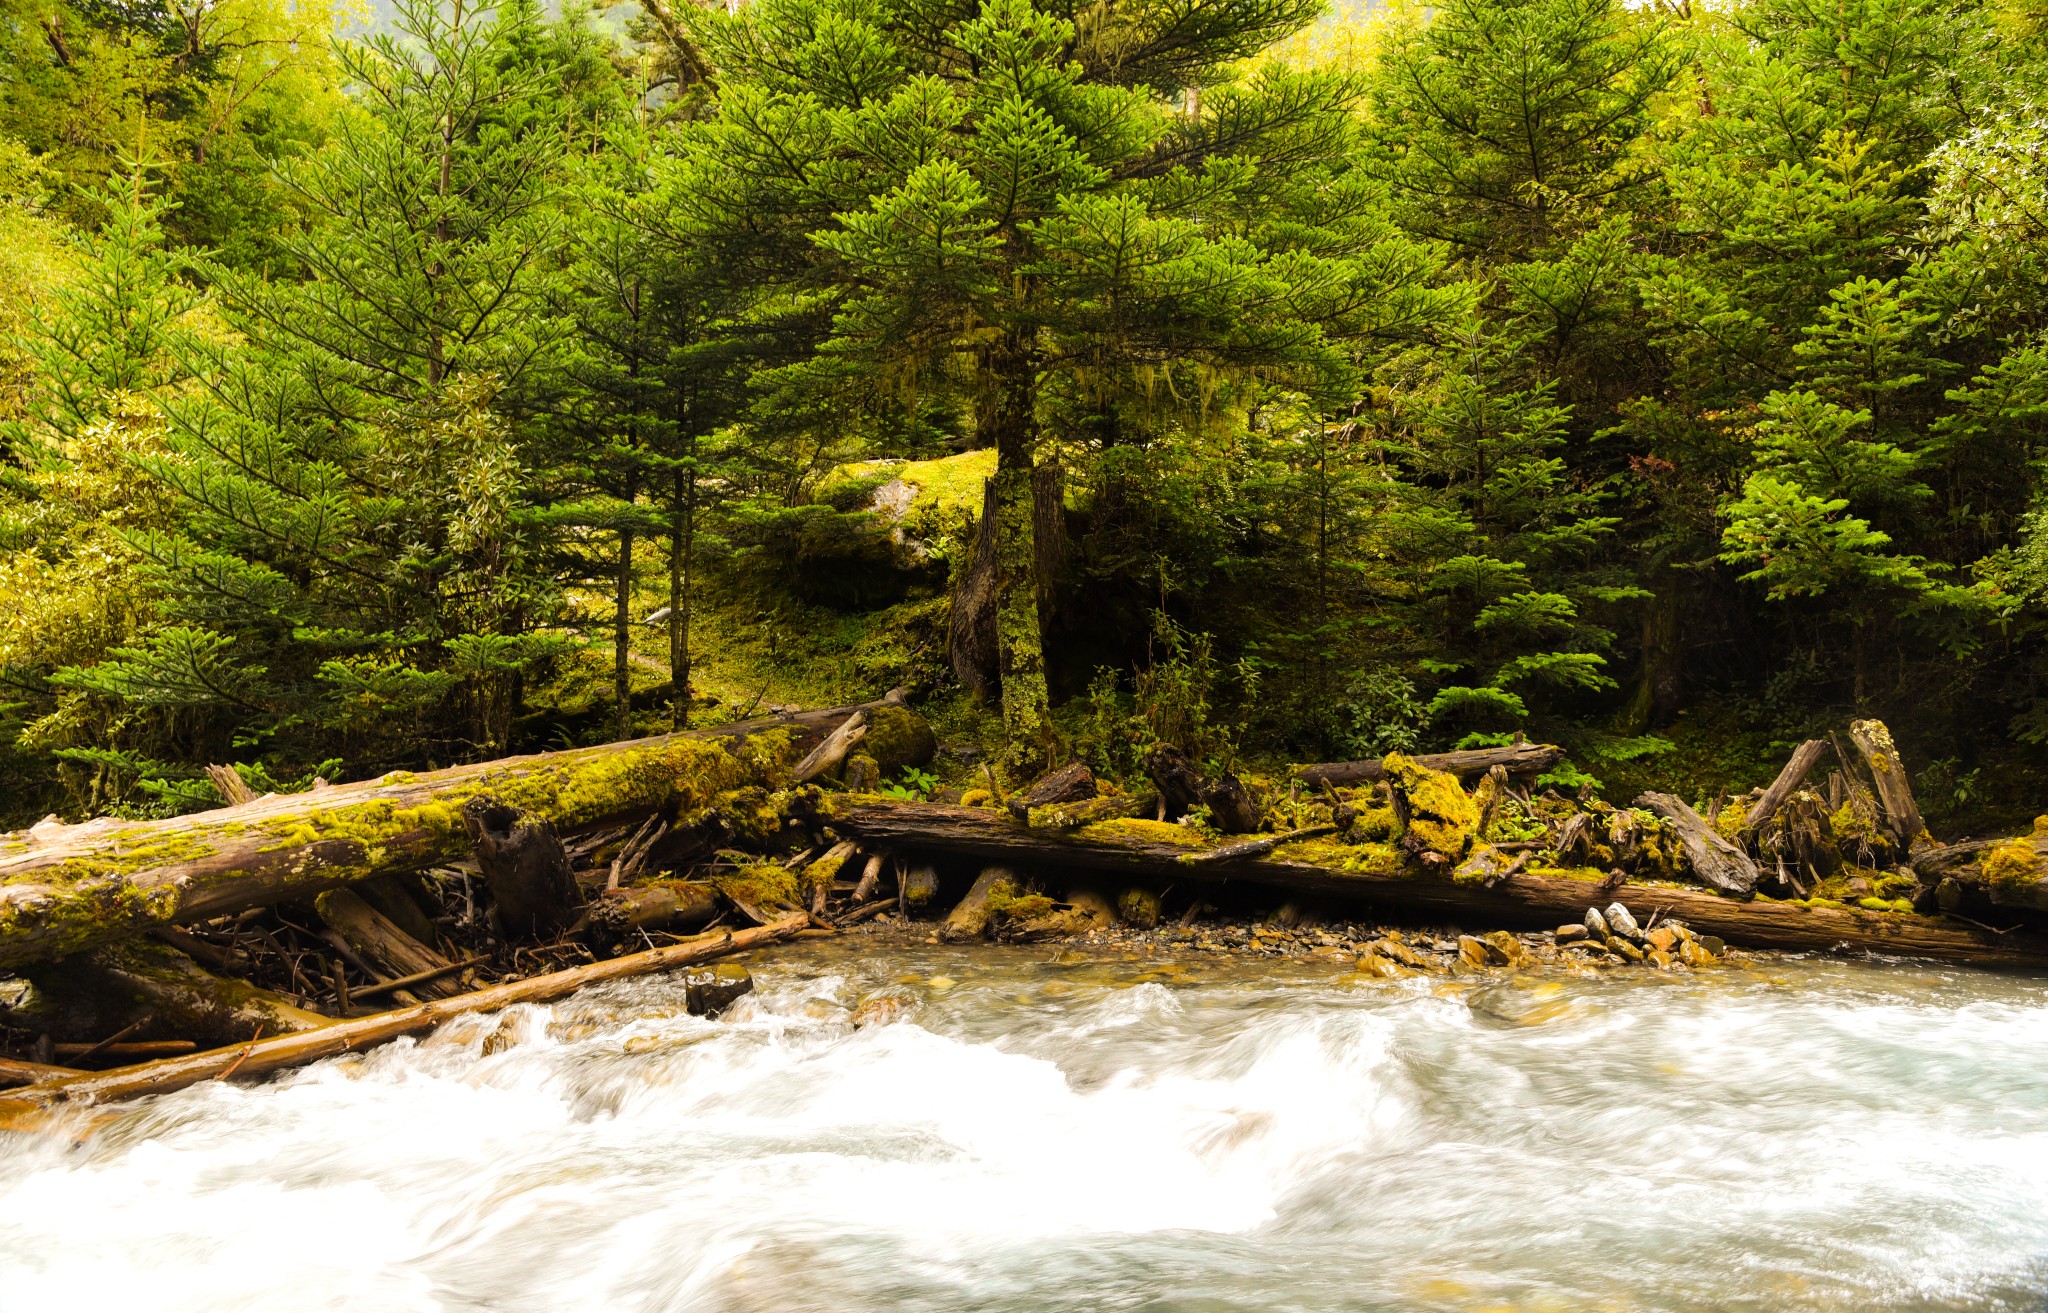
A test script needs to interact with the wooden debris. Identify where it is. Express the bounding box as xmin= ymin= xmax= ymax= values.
xmin=794 ymin=710 xmax=869 ymax=783
xmin=1743 ymin=739 xmax=1830 ymax=839
xmin=316 ymin=888 xmax=463 ymax=999
xmin=1846 ymin=720 xmax=1929 ymax=850
xmin=1006 ymin=761 xmax=1096 ymax=819
xmin=462 ymin=796 xmax=581 ymax=939
xmin=1634 ymin=793 xmax=1759 ymax=898
xmin=1294 ymin=742 xmax=1563 ymax=788
xmin=0 ymin=916 xmax=809 ymax=1133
